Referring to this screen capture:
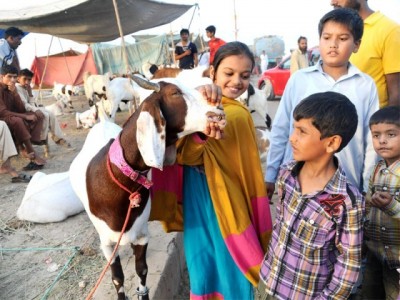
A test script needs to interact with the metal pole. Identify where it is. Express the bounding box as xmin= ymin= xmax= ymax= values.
xmin=112 ymin=0 xmax=131 ymax=75
xmin=233 ymin=0 xmax=238 ymax=40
